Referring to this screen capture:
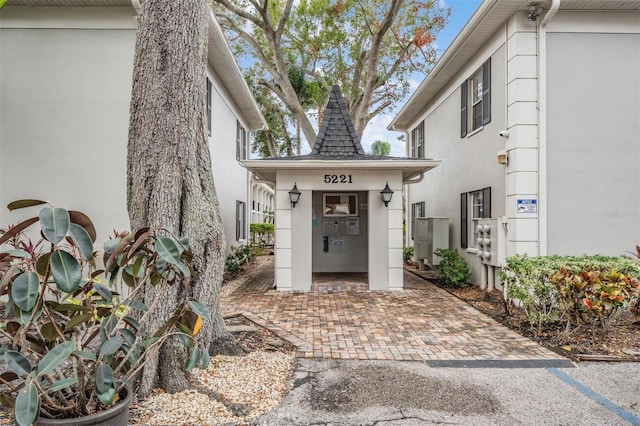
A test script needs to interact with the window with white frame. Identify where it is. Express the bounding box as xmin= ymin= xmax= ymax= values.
xmin=410 ymin=121 xmax=424 ymax=158
xmin=236 ymin=200 xmax=246 ymax=241
xmin=236 ymin=120 xmax=248 ymax=160
xmin=206 ymin=78 xmax=212 ymax=136
xmin=460 ymin=58 xmax=491 ymax=137
xmin=460 ymin=187 xmax=490 ymax=248
xmin=411 ymin=201 xmax=425 ymax=240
